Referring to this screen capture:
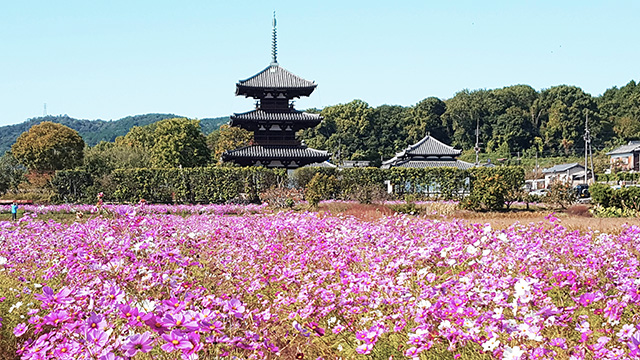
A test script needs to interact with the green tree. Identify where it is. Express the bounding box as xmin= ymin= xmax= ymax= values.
xmin=150 ymin=118 xmax=210 ymax=168
xmin=0 ymin=152 xmax=25 ymax=194
xmin=407 ymin=97 xmax=448 ymax=144
xmin=301 ymin=100 xmax=374 ymax=162
xmin=84 ymin=141 xmax=152 ymax=175
xmin=208 ymin=124 xmax=254 ymax=163
xmin=11 ymin=121 xmax=85 ymax=172
xmin=533 ymin=85 xmax=602 ymax=154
